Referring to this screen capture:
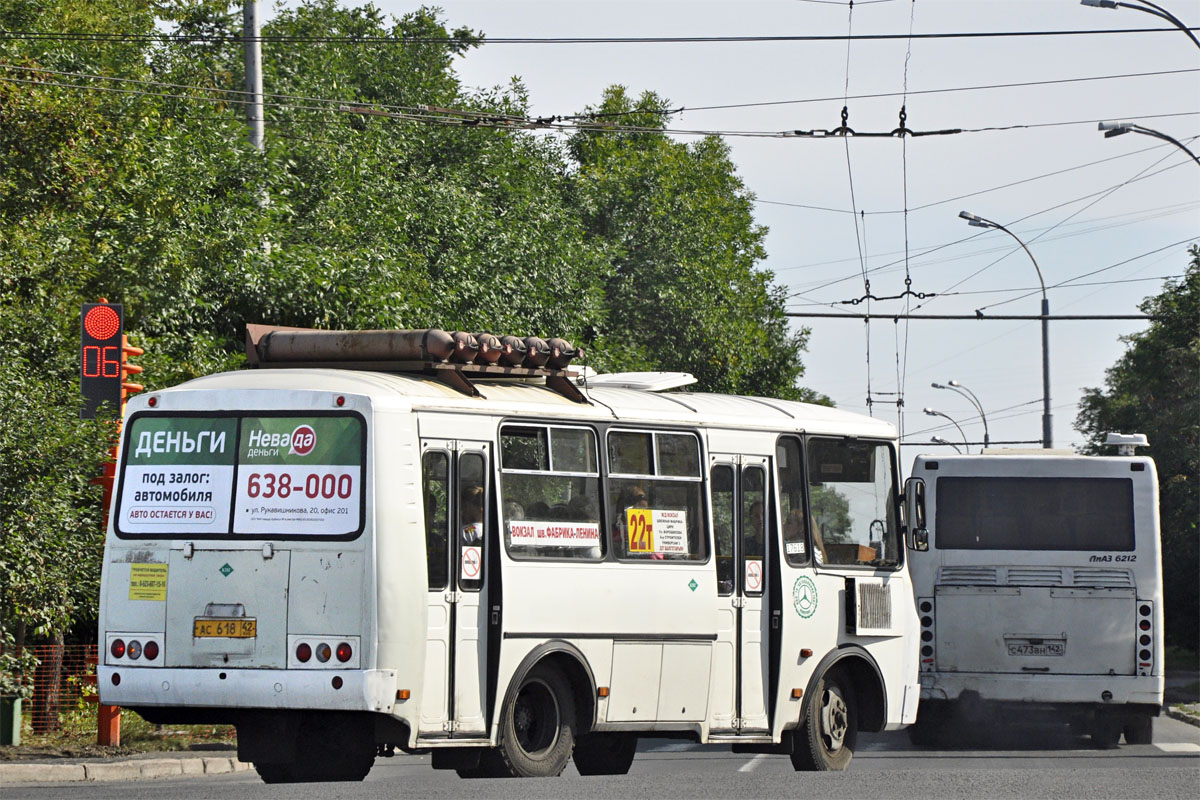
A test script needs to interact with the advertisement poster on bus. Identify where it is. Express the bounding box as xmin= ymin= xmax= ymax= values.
xmin=233 ymin=416 xmax=363 ymax=535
